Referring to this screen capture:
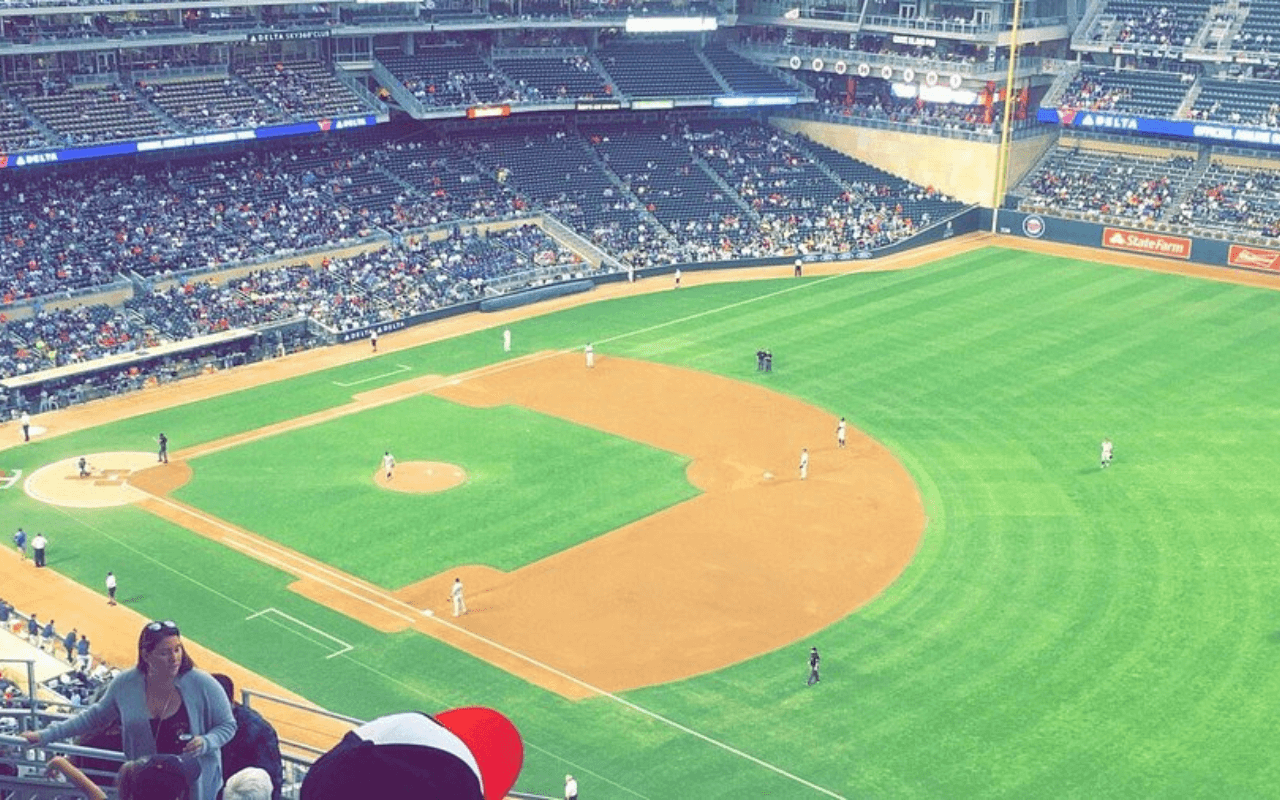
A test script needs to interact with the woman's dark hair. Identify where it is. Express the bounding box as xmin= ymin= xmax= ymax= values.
xmin=136 ymin=621 xmax=195 ymax=675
